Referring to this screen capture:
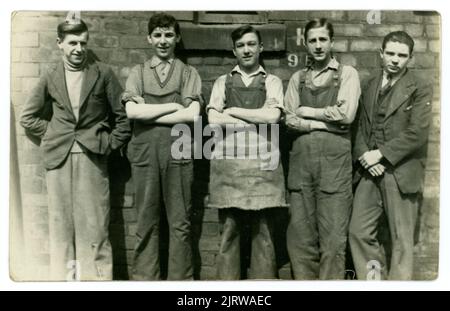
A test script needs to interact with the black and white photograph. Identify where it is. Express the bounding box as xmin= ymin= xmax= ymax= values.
xmin=7 ymin=6 xmax=443 ymax=288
